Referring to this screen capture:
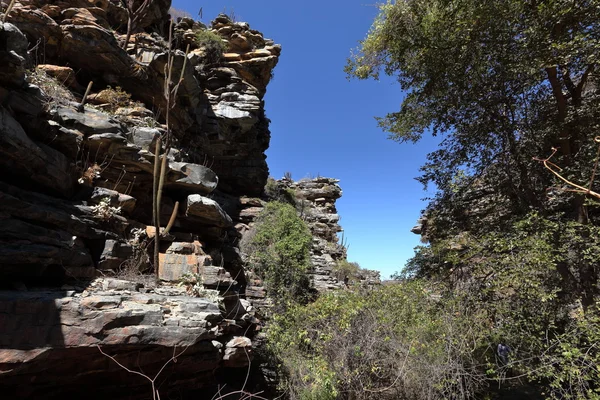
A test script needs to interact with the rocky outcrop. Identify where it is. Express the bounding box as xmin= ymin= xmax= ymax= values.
xmin=0 ymin=3 xmax=279 ymax=397
xmin=239 ymin=177 xmax=381 ymax=298
xmin=0 ymin=278 xmax=260 ymax=399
